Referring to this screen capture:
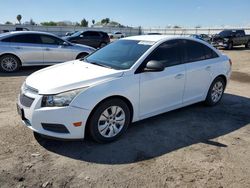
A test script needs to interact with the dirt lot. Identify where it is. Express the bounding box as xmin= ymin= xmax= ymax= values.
xmin=0 ymin=47 xmax=250 ymax=188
